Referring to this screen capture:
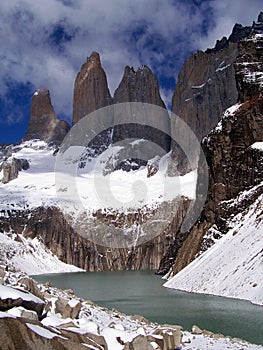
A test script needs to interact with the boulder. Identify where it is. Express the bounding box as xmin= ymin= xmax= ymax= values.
xmin=18 ymin=276 xmax=44 ymax=300
xmin=191 ymin=324 xmax=203 ymax=335
xmin=0 ymin=316 xmax=95 ymax=349
xmin=0 ymin=285 xmax=45 ymax=318
xmin=147 ymin=334 xmax=164 ymax=349
xmin=2 ymin=158 xmax=29 ymax=184
xmin=153 ymin=326 xmax=182 ymax=349
xmin=8 ymin=306 xmax=38 ymax=321
xmin=63 ymin=299 xmax=82 ymax=319
xmin=125 ymin=335 xmax=155 ymax=350
xmin=55 ymin=296 xmax=68 ymax=315
xmin=55 ymin=297 xmax=82 ymax=319
xmin=130 ymin=314 xmax=151 ymax=324
xmin=85 ymin=332 xmax=108 ymax=349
